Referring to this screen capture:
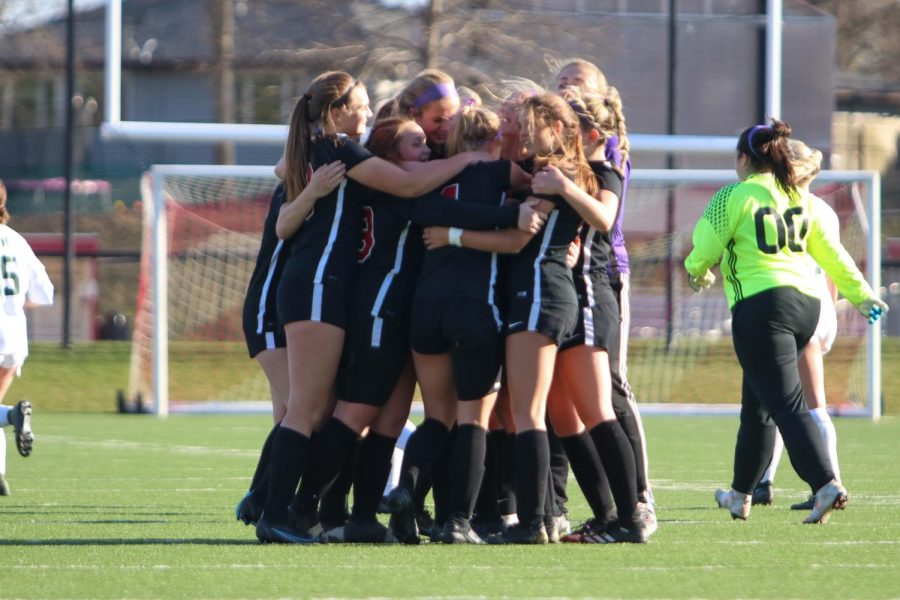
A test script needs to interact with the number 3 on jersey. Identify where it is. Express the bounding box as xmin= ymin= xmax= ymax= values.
xmin=1 ymin=255 xmax=19 ymax=295
xmin=754 ymin=206 xmax=807 ymax=254
xmin=358 ymin=206 xmax=375 ymax=263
